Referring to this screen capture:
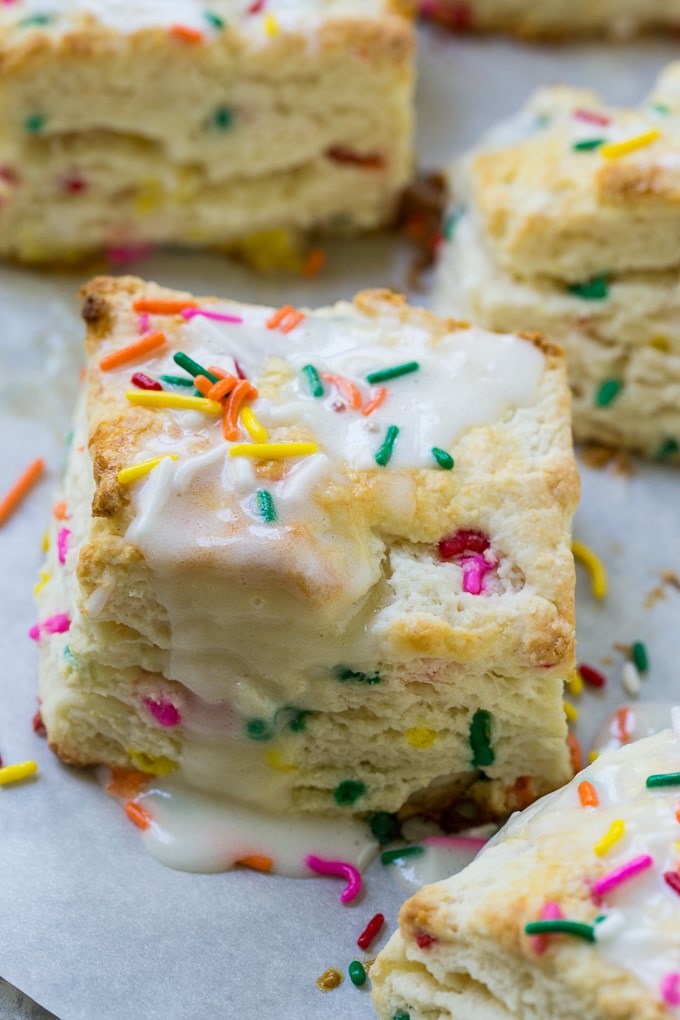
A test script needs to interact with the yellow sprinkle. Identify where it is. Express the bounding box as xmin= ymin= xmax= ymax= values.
xmin=41 ymin=529 xmax=49 ymax=553
xmin=126 ymin=391 xmax=222 ymax=415
xmin=34 ymin=568 xmax=50 ymax=595
xmin=263 ymin=11 xmax=279 ymax=35
xmin=674 ymin=841 xmax=680 ymax=853
xmin=128 ymin=751 xmax=178 ymax=776
xmin=117 ymin=455 xmax=178 ymax=486
xmin=649 ymin=336 xmax=670 ymax=352
xmin=241 ymin=405 xmax=269 ymax=442
xmin=572 ymin=540 xmax=607 ymax=599
xmin=563 ymin=700 xmax=579 ymax=724
xmin=229 ymin=442 xmax=318 ymax=460
xmin=406 ymin=727 xmax=437 ymax=749
xmin=600 ymin=128 xmax=660 ymax=160
xmin=594 ymin=818 xmax=625 ymax=857
xmin=566 ymin=670 xmax=584 ymax=697
xmin=133 ymin=178 xmax=163 ymax=216
xmin=0 ymin=760 xmax=38 ymax=785
xmin=265 ymin=749 xmax=298 ymax=772
xmin=588 ymin=750 xmax=599 ymax=764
